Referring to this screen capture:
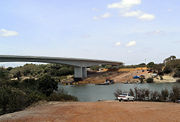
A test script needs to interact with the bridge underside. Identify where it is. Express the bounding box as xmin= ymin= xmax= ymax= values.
xmin=0 ymin=55 xmax=123 ymax=80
